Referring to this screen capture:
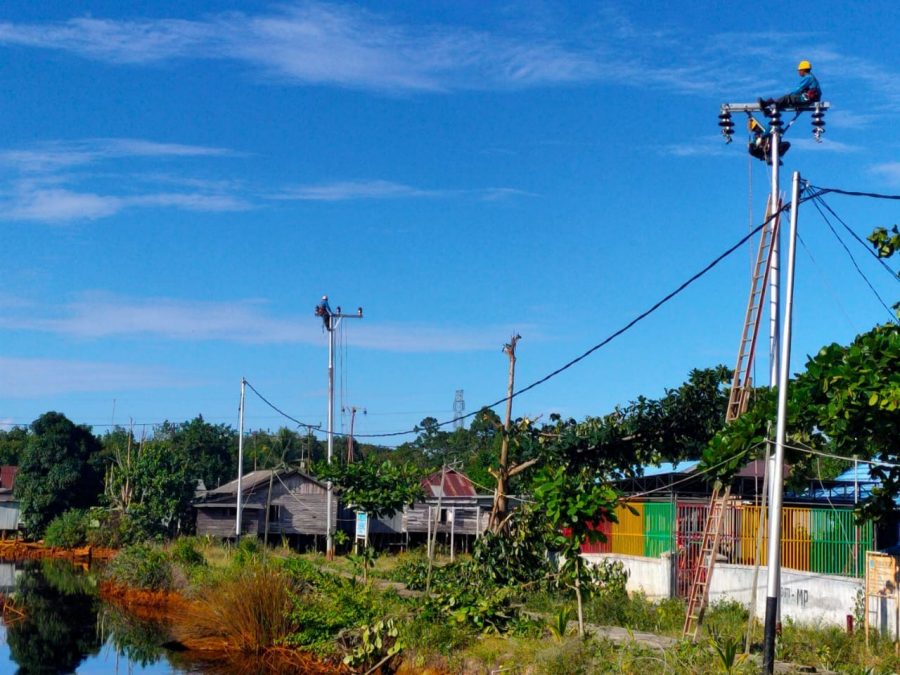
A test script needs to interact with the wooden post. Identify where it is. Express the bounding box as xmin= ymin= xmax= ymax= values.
xmin=450 ymin=507 xmax=456 ymax=562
